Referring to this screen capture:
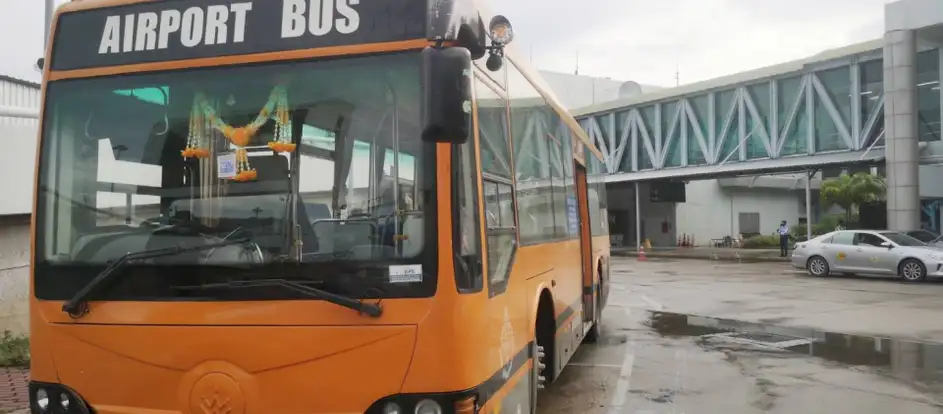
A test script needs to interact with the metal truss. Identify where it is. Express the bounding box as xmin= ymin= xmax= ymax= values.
xmin=578 ymin=63 xmax=886 ymax=174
